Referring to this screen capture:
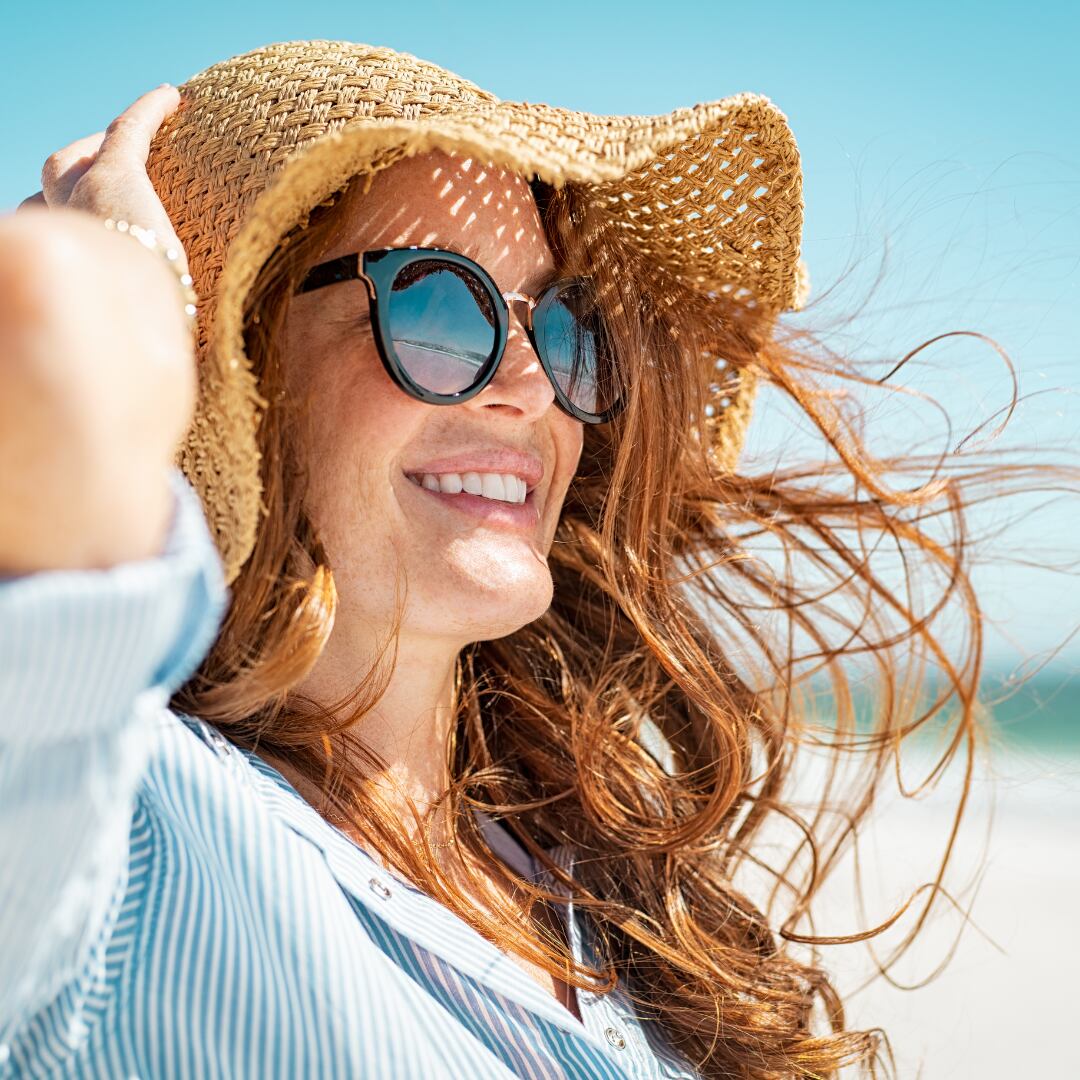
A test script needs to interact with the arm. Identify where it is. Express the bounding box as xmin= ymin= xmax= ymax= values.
xmin=0 ymin=465 xmax=228 ymax=1031
xmin=0 ymin=151 xmax=223 ymax=1031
